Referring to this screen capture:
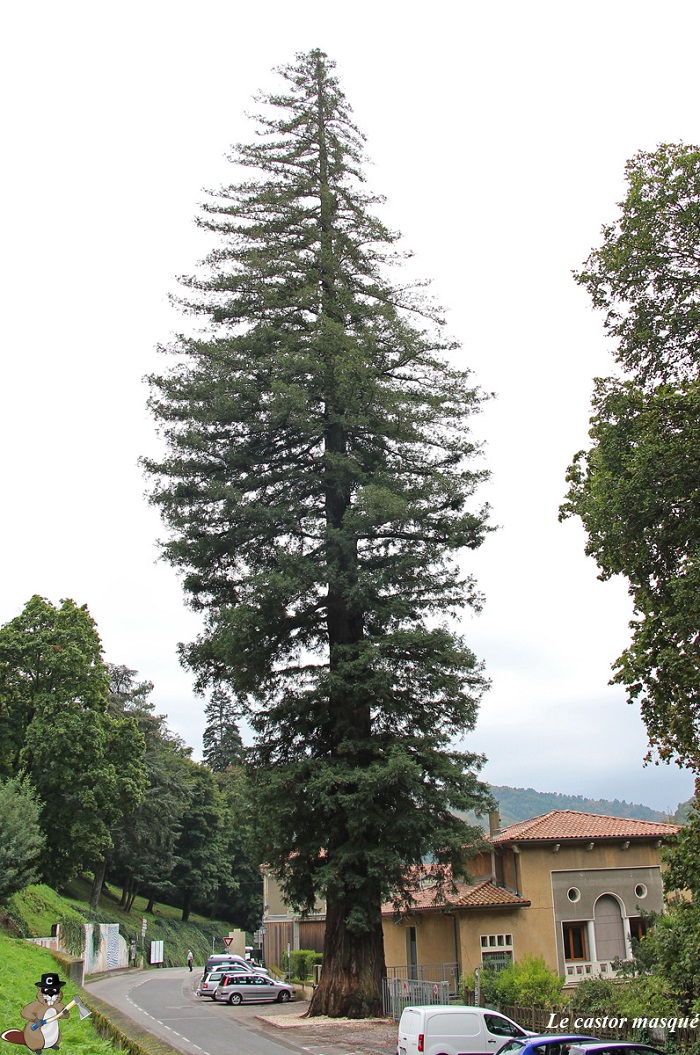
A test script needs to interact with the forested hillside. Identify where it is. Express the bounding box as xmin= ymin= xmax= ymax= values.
xmin=486 ymin=784 xmax=688 ymax=827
